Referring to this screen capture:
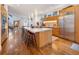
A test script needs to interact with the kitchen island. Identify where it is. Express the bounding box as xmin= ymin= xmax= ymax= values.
xmin=22 ymin=27 xmax=52 ymax=48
